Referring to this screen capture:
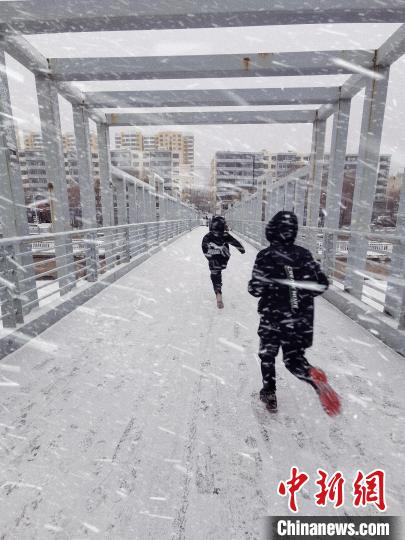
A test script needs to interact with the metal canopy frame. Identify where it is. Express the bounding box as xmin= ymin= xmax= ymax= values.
xmin=2 ymin=23 xmax=405 ymax=123
xmin=1 ymin=0 xmax=405 ymax=34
